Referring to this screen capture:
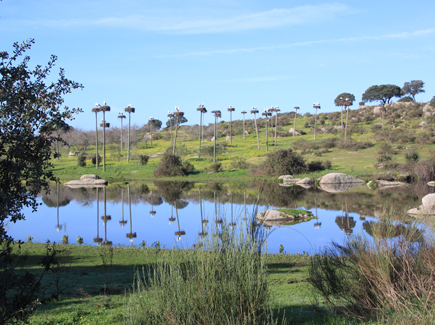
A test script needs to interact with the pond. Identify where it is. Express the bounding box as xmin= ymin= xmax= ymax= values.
xmin=6 ymin=181 xmax=433 ymax=254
